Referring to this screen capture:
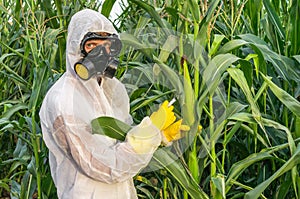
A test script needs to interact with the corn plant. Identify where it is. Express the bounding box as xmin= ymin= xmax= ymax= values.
xmin=1 ymin=0 xmax=300 ymax=198
xmin=118 ymin=0 xmax=300 ymax=198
